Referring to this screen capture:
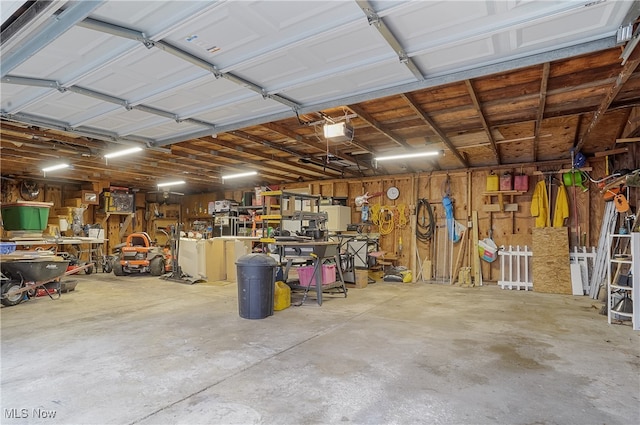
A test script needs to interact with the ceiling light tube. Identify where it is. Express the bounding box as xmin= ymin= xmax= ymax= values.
xmin=375 ymin=150 xmax=442 ymax=161
xmin=157 ymin=180 xmax=185 ymax=188
xmin=222 ymin=171 xmax=257 ymax=180
xmin=41 ymin=163 xmax=69 ymax=172
xmin=104 ymin=146 xmax=143 ymax=158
